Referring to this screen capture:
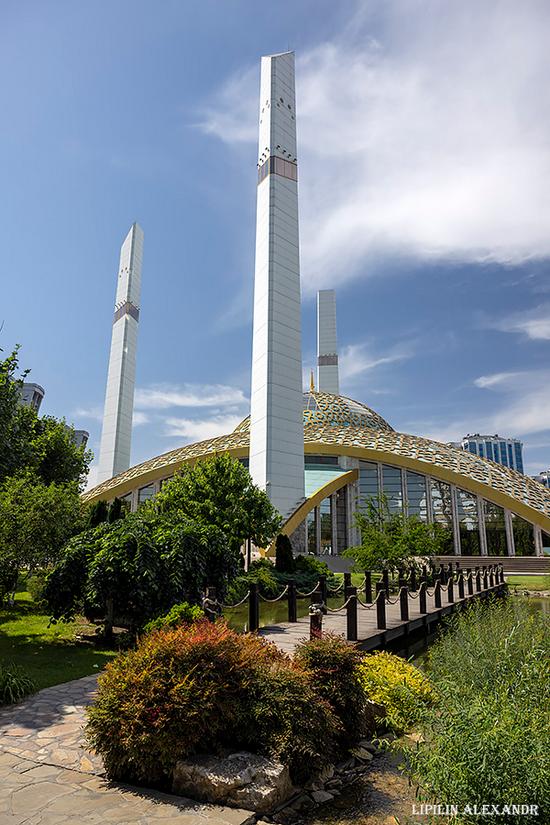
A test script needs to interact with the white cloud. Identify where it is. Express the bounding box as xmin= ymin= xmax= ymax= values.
xmin=73 ymin=405 xmax=103 ymax=422
xmin=473 ymin=369 xmax=550 ymax=437
xmin=489 ymin=305 xmax=550 ymax=341
xmin=135 ymin=383 xmax=247 ymax=410
xmin=340 ymin=342 xmax=410 ymax=382
xmin=199 ymin=1 xmax=550 ymax=292
xmin=164 ymin=414 xmax=244 ymax=442
xmin=132 ymin=411 xmax=150 ymax=426
xmin=473 ymin=372 xmax=523 ymax=389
